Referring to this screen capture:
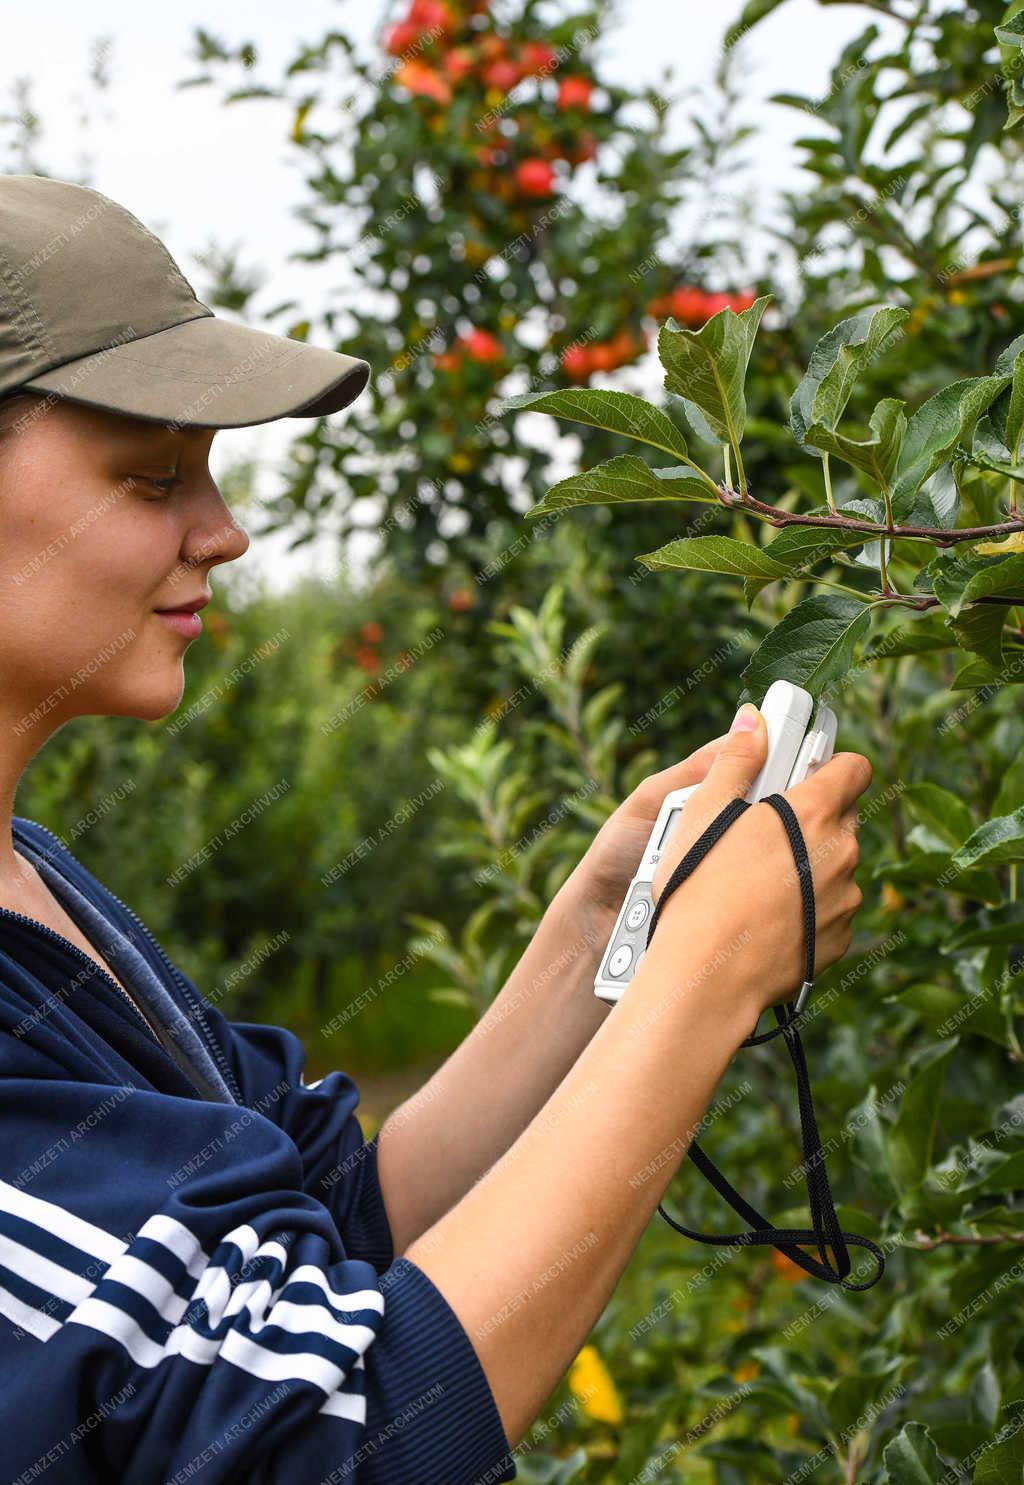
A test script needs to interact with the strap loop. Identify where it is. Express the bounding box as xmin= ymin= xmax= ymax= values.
xmin=645 ymin=791 xmax=885 ymax=1291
